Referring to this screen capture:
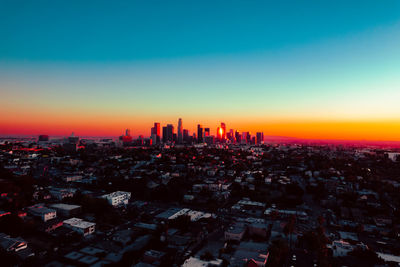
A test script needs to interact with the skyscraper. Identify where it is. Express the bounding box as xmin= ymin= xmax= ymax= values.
xmin=197 ymin=124 xmax=203 ymax=143
xmin=183 ymin=129 xmax=190 ymax=143
xmin=221 ymin=122 xmax=226 ymax=140
xmin=166 ymin=124 xmax=174 ymax=143
xmin=177 ymin=118 xmax=183 ymax=143
xmin=256 ymin=132 xmax=264 ymax=144
xmin=162 ymin=126 xmax=168 ymax=143
xmin=151 ymin=122 xmax=161 ymax=144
